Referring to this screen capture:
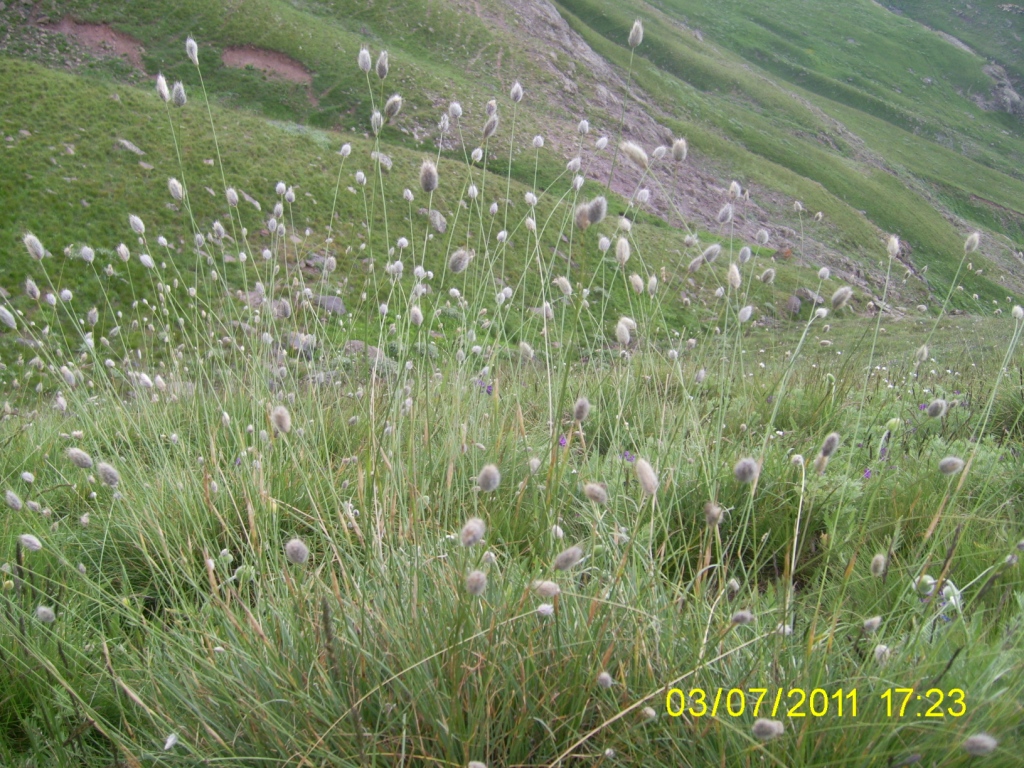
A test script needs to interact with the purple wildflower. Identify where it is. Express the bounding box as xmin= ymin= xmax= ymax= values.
xmin=863 ymin=468 xmax=872 ymax=479
xmin=559 ymin=435 xmax=567 ymax=447
xmin=622 ymin=450 xmax=636 ymax=462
